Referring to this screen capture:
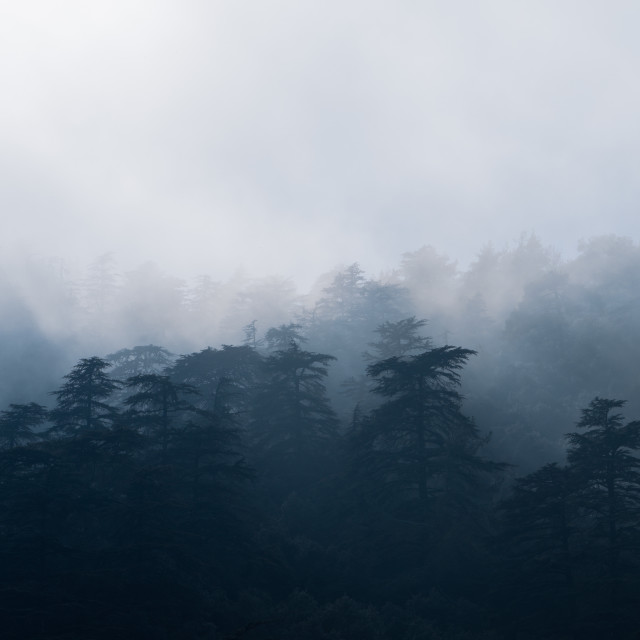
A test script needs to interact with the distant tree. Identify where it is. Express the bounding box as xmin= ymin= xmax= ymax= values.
xmin=316 ymin=263 xmax=368 ymax=322
xmin=308 ymin=266 xmax=412 ymax=415
xmin=398 ymin=245 xmax=458 ymax=315
xmin=83 ymin=252 xmax=119 ymax=316
xmin=343 ymin=317 xmax=432 ymax=415
xmin=265 ymin=322 xmax=307 ymax=351
xmin=365 ymin=317 xmax=431 ymax=361
xmin=242 ymin=320 xmax=264 ymax=349
xmin=49 ymin=357 xmax=120 ymax=434
xmin=106 ymin=344 xmax=174 ymax=379
xmin=0 ymin=403 xmax=47 ymax=449
xmin=169 ymin=345 xmax=262 ymax=414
